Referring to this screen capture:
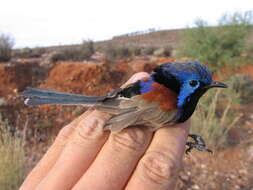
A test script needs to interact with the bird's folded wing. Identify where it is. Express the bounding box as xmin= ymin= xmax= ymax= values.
xmin=97 ymin=96 xmax=178 ymax=131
